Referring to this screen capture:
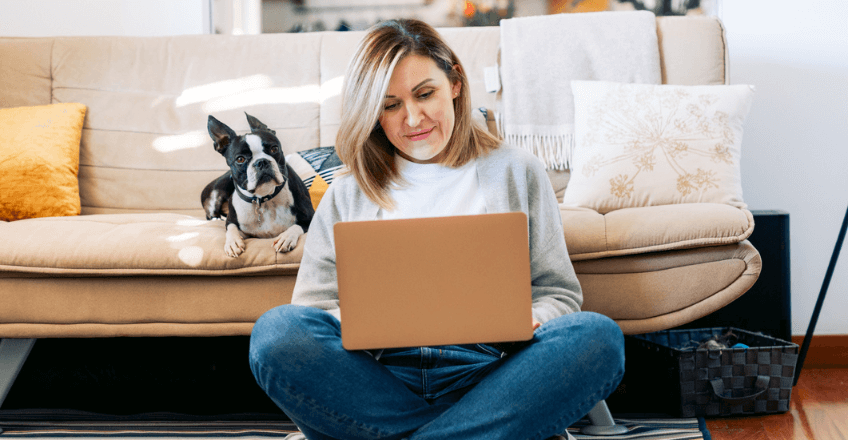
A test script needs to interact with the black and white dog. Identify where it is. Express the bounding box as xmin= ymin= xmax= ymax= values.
xmin=202 ymin=113 xmax=314 ymax=257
